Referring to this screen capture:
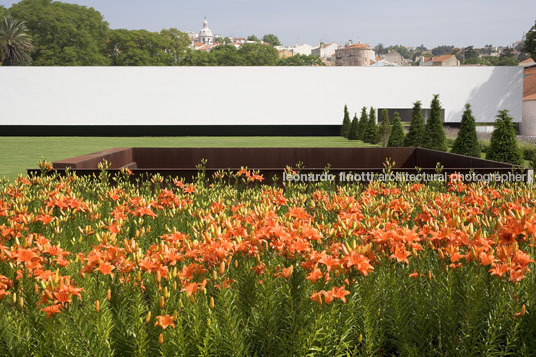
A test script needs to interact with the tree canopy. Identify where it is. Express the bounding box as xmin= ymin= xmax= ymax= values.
xmin=262 ymin=34 xmax=281 ymax=47
xmin=525 ymin=21 xmax=536 ymax=61
xmin=107 ymin=29 xmax=189 ymax=66
xmin=237 ymin=43 xmax=279 ymax=66
xmin=9 ymin=0 xmax=110 ymax=65
xmin=277 ymin=54 xmax=324 ymax=66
